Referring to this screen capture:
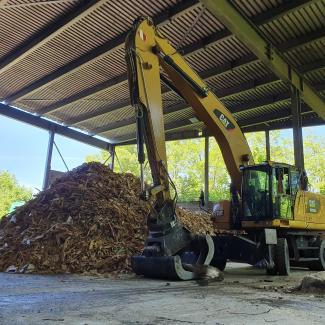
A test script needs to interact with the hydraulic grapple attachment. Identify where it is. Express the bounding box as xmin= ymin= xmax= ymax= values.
xmin=131 ymin=201 xmax=215 ymax=280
